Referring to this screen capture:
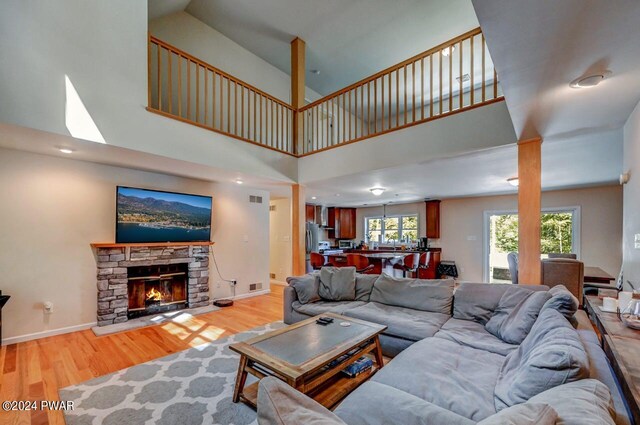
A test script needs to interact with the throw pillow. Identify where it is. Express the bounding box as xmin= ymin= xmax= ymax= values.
xmin=485 ymin=286 xmax=552 ymax=344
xmin=257 ymin=377 xmax=348 ymax=425
xmin=527 ymin=379 xmax=615 ymax=425
xmin=477 ymin=403 xmax=557 ymax=425
xmin=354 ymin=273 xmax=377 ymax=301
xmin=494 ymin=308 xmax=589 ymax=410
xmin=541 ymin=284 xmax=579 ymax=319
xmin=369 ymin=273 xmax=454 ymax=313
xmin=319 ymin=267 xmax=356 ymax=301
xmin=286 ymin=274 xmax=320 ymax=305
